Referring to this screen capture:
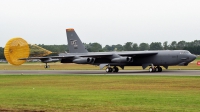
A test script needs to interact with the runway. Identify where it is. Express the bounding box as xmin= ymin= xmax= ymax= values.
xmin=0 ymin=70 xmax=200 ymax=76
